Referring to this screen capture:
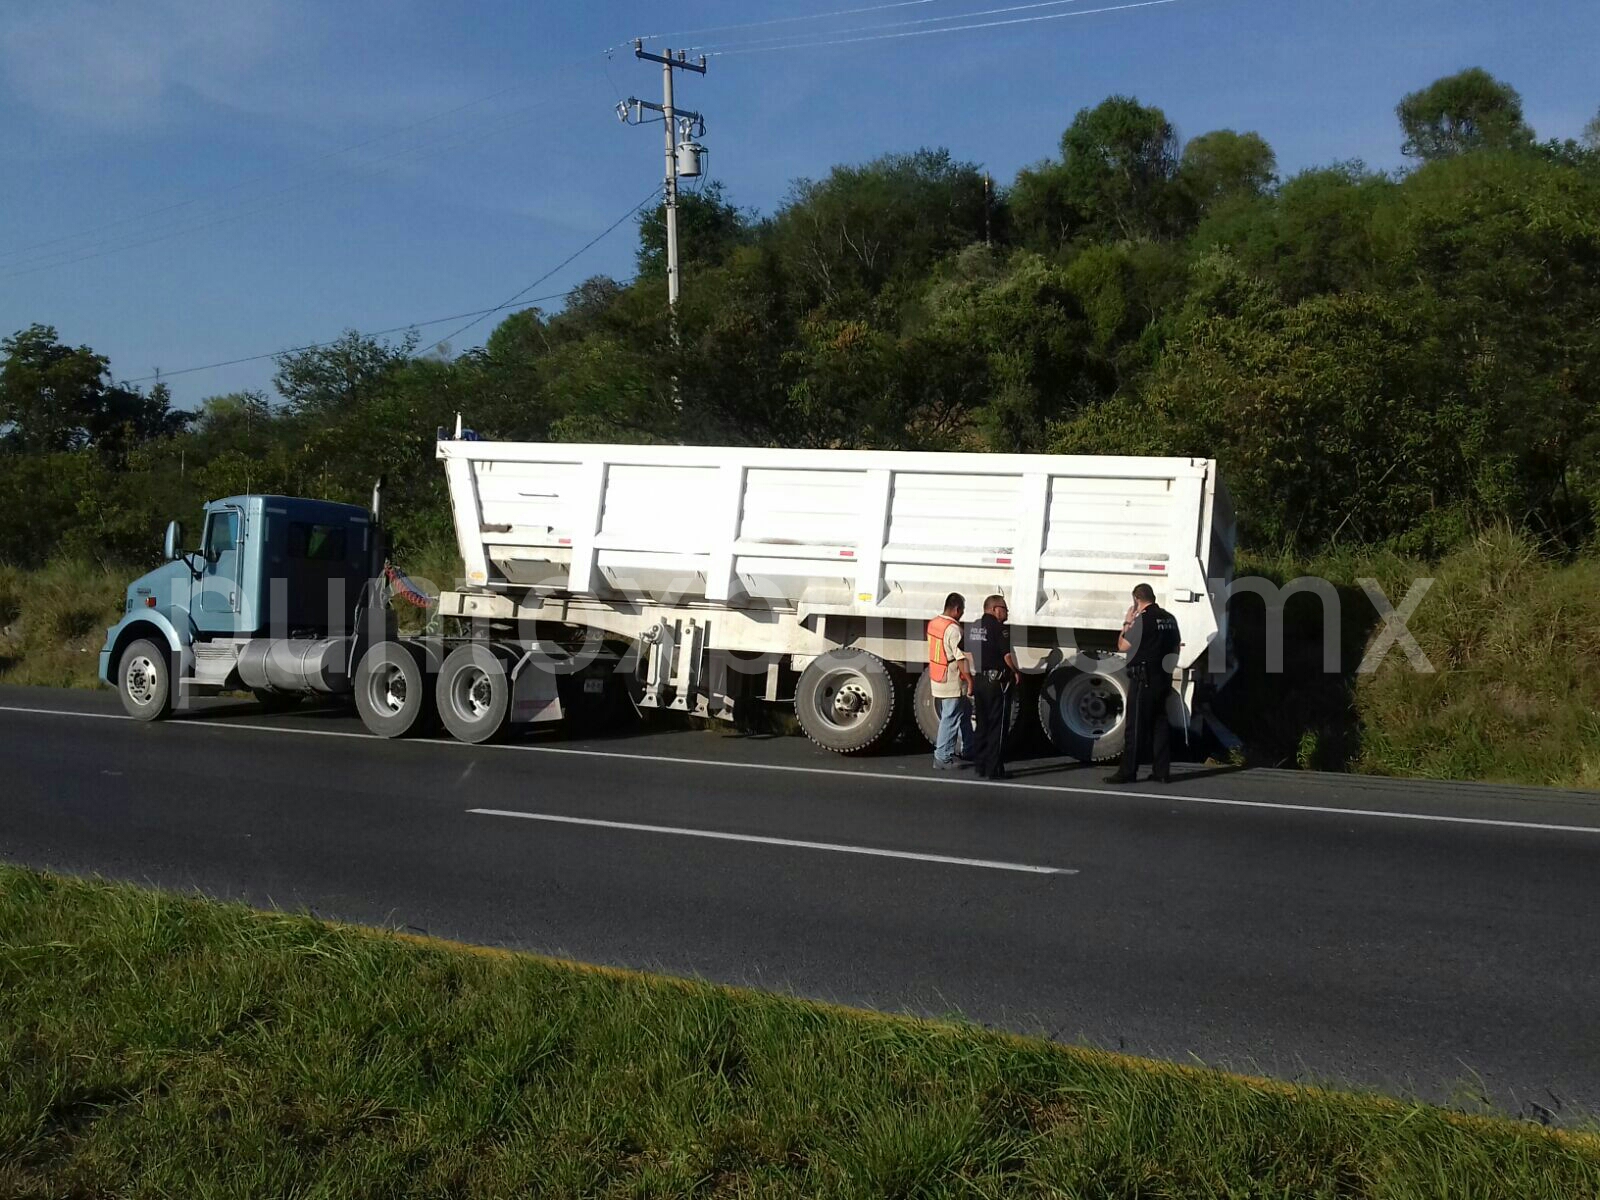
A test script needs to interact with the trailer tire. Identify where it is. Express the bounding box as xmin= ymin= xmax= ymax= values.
xmin=118 ymin=638 xmax=174 ymax=721
xmin=912 ymin=669 xmax=940 ymax=746
xmin=1038 ymin=662 xmax=1128 ymax=763
xmin=436 ymin=644 xmax=514 ymax=744
xmin=354 ymin=641 xmax=437 ymax=738
xmin=794 ymin=649 xmax=896 ymax=754
xmin=912 ymin=669 xmax=1028 ymax=752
